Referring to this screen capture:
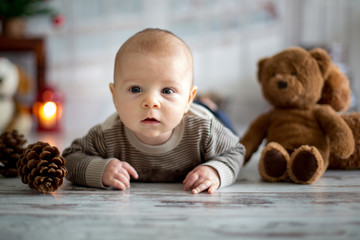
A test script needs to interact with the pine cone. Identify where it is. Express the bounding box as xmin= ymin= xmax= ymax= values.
xmin=17 ymin=141 xmax=67 ymax=193
xmin=0 ymin=130 xmax=27 ymax=177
